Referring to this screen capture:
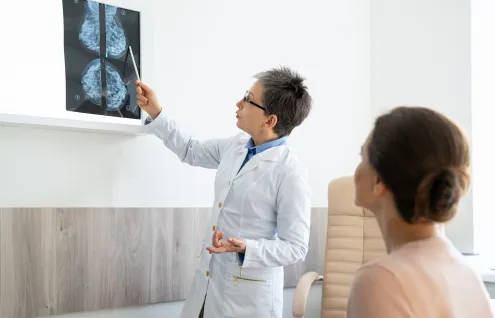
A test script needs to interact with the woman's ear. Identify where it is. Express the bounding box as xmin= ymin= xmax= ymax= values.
xmin=265 ymin=114 xmax=278 ymax=129
xmin=373 ymin=175 xmax=386 ymax=197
